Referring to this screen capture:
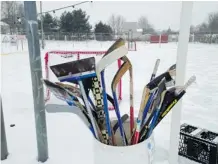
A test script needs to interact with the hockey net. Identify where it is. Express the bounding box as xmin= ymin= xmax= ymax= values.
xmin=44 ymin=50 xmax=122 ymax=110
xmin=128 ymin=41 xmax=137 ymax=51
